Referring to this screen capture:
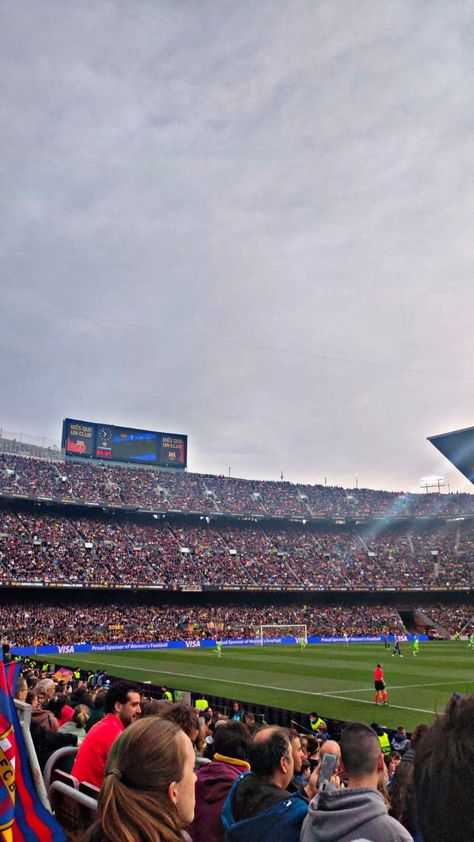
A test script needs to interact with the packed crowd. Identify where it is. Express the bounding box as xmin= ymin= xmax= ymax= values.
xmin=0 ymin=601 xmax=405 ymax=646
xmin=1 ymin=506 xmax=473 ymax=590
xmin=418 ymin=602 xmax=474 ymax=634
xmin=2 ymin=452 xmax=474 ymax=519
xmin=11 ymin=662 xmax=474 ymax=842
